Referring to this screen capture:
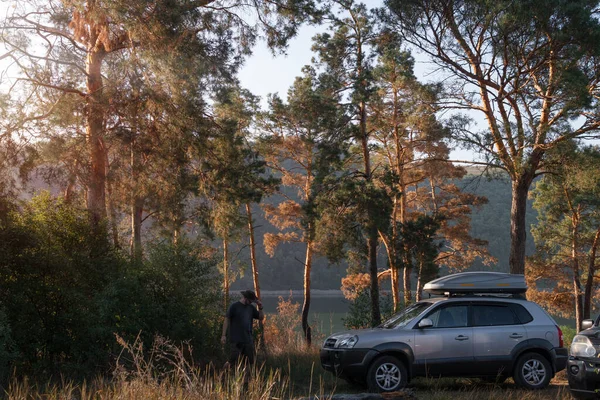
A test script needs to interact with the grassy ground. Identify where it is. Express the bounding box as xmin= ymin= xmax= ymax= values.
xmin=2 ymin=313 xmax=579 ymax=399
xmin=2 ymin=357 xmax=575 ymax=399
